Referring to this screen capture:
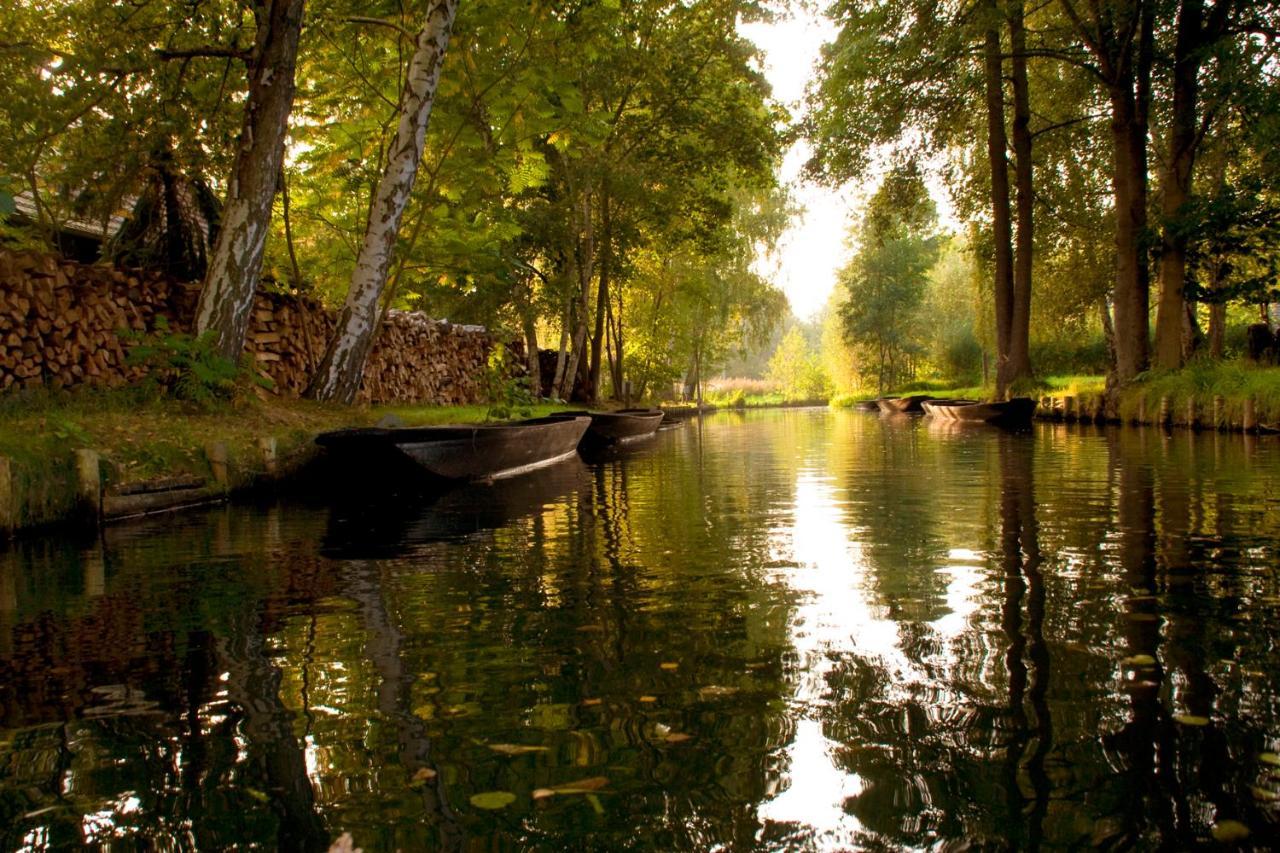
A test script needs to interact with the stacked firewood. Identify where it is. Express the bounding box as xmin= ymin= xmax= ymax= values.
xmin=0 ymin=250 xmax=501 ymax=404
